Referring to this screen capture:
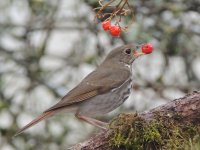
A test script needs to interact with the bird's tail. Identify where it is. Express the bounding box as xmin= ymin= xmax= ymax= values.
xmin=14 ymin=110 xmax=56 ymax=137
